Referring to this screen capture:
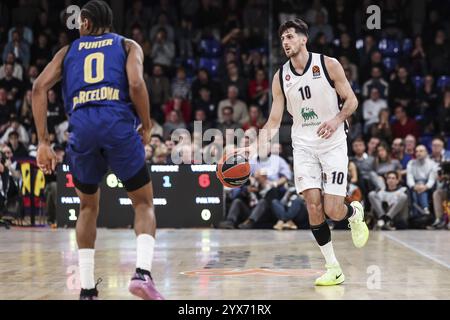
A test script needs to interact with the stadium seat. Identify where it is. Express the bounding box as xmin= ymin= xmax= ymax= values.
xmin=419 ymin=135 xmax=433 ymax=152
xmin=355 ymin=38 xmax=364 ymax=50
xmin=402 ymin=38 xmax=413 ymax=55
xmin=383 ymin=57 xmax=398 ymax=72
xmin=437 ymin=75 xmax=450 ymax=90
xmin=198 ymin=57 xmax=220 ymax=78
xmin=378 ymin=38 xmax=400 ymax=57
xmin=199 ymin=38 xmax=221 ymax=58
xmin=183 ymin=58 xmax=197 ymax=78
xmin=413 ymin=76 xmax=424 ymax=91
